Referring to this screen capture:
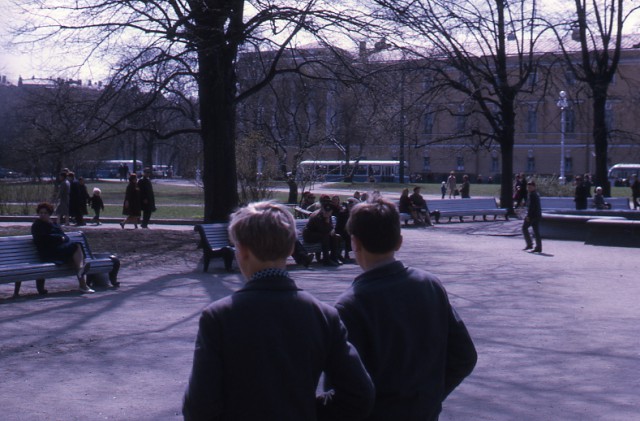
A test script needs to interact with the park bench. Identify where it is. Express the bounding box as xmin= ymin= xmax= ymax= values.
xmin=194 ymin=223 xmax=235 ymax=272
xmin=597 ymin=197 xmax=631 ymax=209
xmin=429 ymin=198 xmax=509 ymax=223
xmin=293 ymin=206 xmax=313 ymax=219
xmin=0 ymin=232 xmax=120 ymax=297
